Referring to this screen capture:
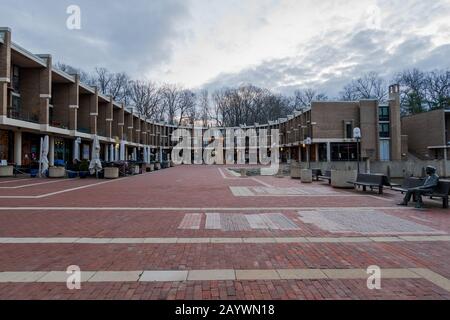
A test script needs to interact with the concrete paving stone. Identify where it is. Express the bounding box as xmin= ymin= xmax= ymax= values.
xmin=274 ymin=237 xmax=308 ymax=243
xmin=37 ymin=271 xmax=96 ymax=282
xmin=369 ymin=237 xmax=404 ymax=242
xmin=188 ymin=270 xmax=236 ymax=281
xmin=277 ymin=269 xmax=328 ymax=280
xmin=236 ymin=270 xmax=280 ymax=280
xmin=410 ymin=268 xmax=450 ymax=292
xmin=143 ymin=238 xmax=178 ymax=243
xmin=176 ymin=238 xmax=211 ymax=243
xmin=109 ymin=238 xmax=146 ymax=244
xmin=0 ymin=272 xmax=48 ymax=283
xmin=75 ymin=238 xmax=113 ymax=244
xmin=88 ymin=271 xmax=143 ymax=282
xmin=242 ymin=237 xmax=276 ymax=243
xmin=380 ymin=269 xmax=421 ymax=279
xmin=210 ymin=238 xmax=243 ymax=243
xmin=322 ymin=269 xmax=368 ymax=279
xmin=140 ymin=271 xmax=188 ymax=282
